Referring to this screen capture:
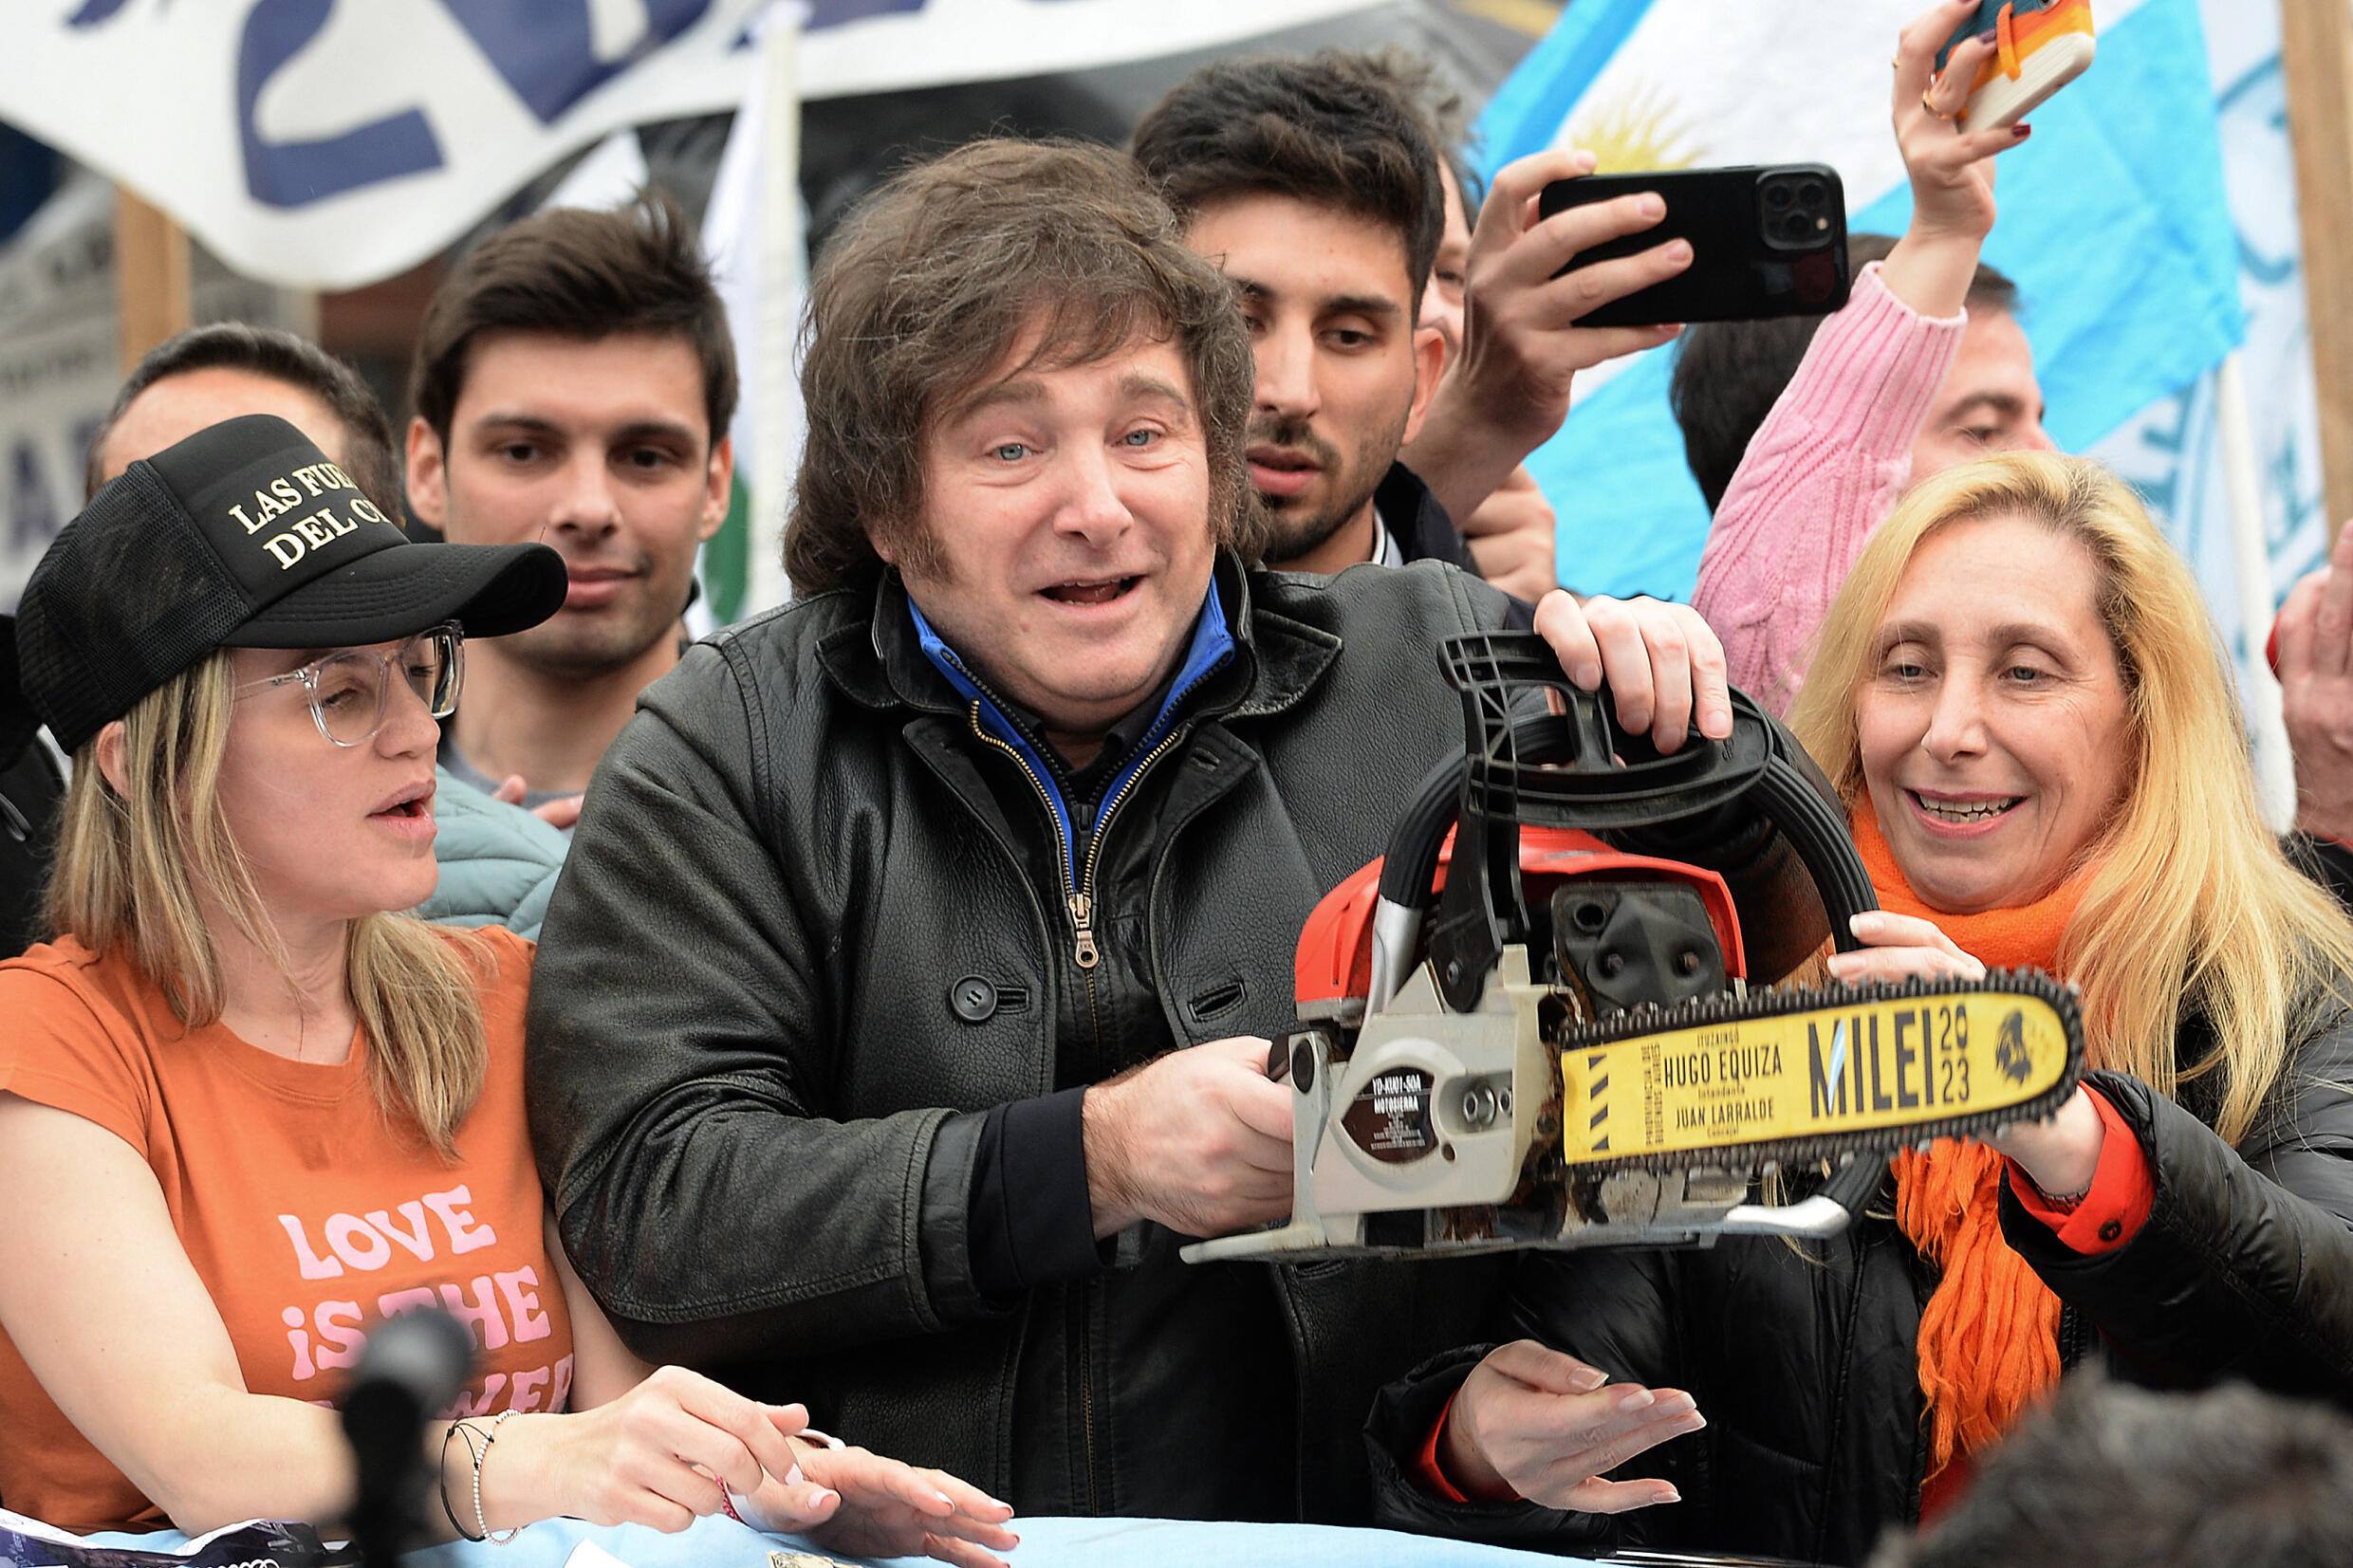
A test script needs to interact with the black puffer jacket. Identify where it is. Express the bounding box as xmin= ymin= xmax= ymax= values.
xmin=1367 ymin=1025 xmax=2353 ymax=1566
